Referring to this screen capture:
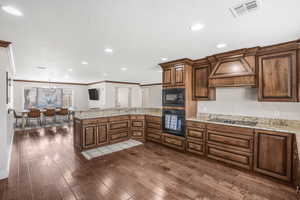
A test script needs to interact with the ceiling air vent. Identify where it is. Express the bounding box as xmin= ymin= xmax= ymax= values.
xmin=230 ymin=0 xmax=261 ymax=17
